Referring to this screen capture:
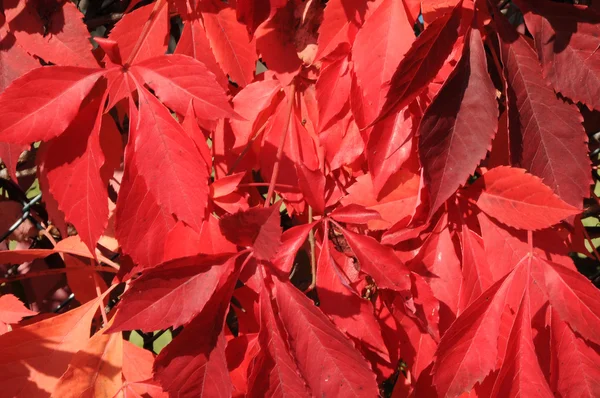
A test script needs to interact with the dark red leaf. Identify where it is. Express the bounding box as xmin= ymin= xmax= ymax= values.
xmin=419 ymin=28 xmax=498 ymax=216
xmin=497 ymin=14 xmax=591 ymax=209
xmin=373 ymin=3 xmax=463 ymax=125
